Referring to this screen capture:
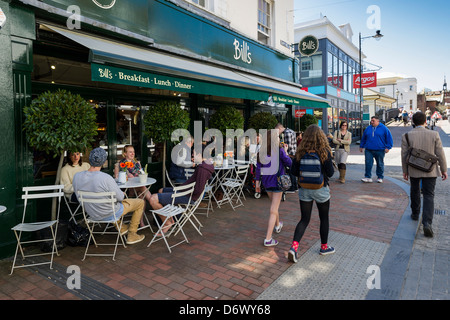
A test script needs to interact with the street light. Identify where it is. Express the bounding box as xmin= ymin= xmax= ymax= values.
xmin=359 ymin=30 xmax=383 ymax=138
